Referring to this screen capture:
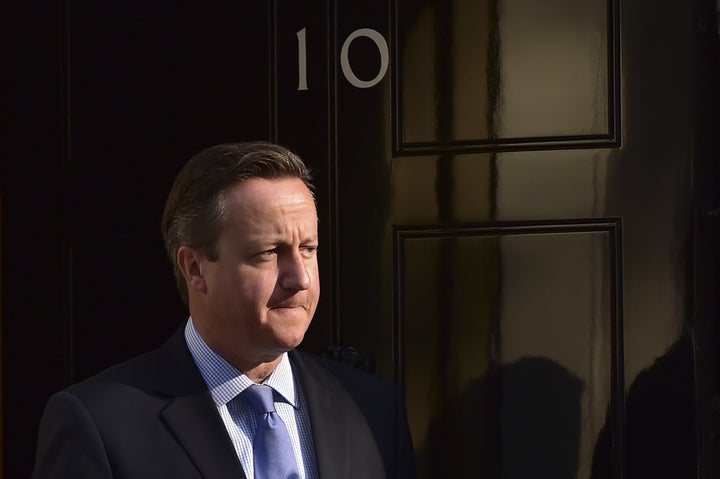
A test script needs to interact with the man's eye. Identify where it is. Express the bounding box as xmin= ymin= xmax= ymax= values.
xmin=259 ymin=249 xmax=277 ymax=256
xmin=301 ymin=246 xmax=318 ymax=256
